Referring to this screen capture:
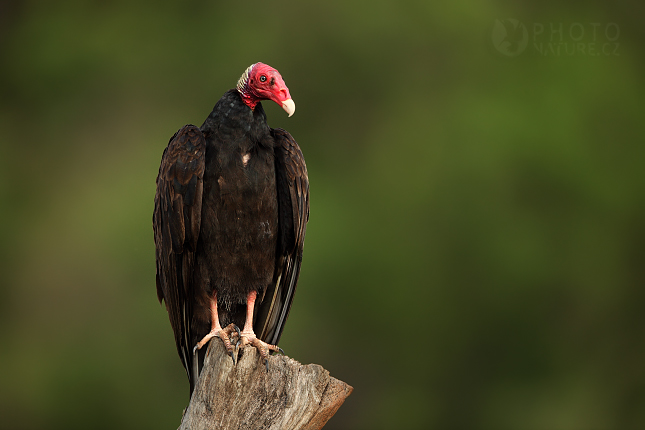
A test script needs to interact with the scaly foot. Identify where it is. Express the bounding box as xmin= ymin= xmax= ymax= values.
xmin=193 ymin=323 xmax=240 ymax=364
xmin=239 ymin=331 xmax=284 ymax=370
